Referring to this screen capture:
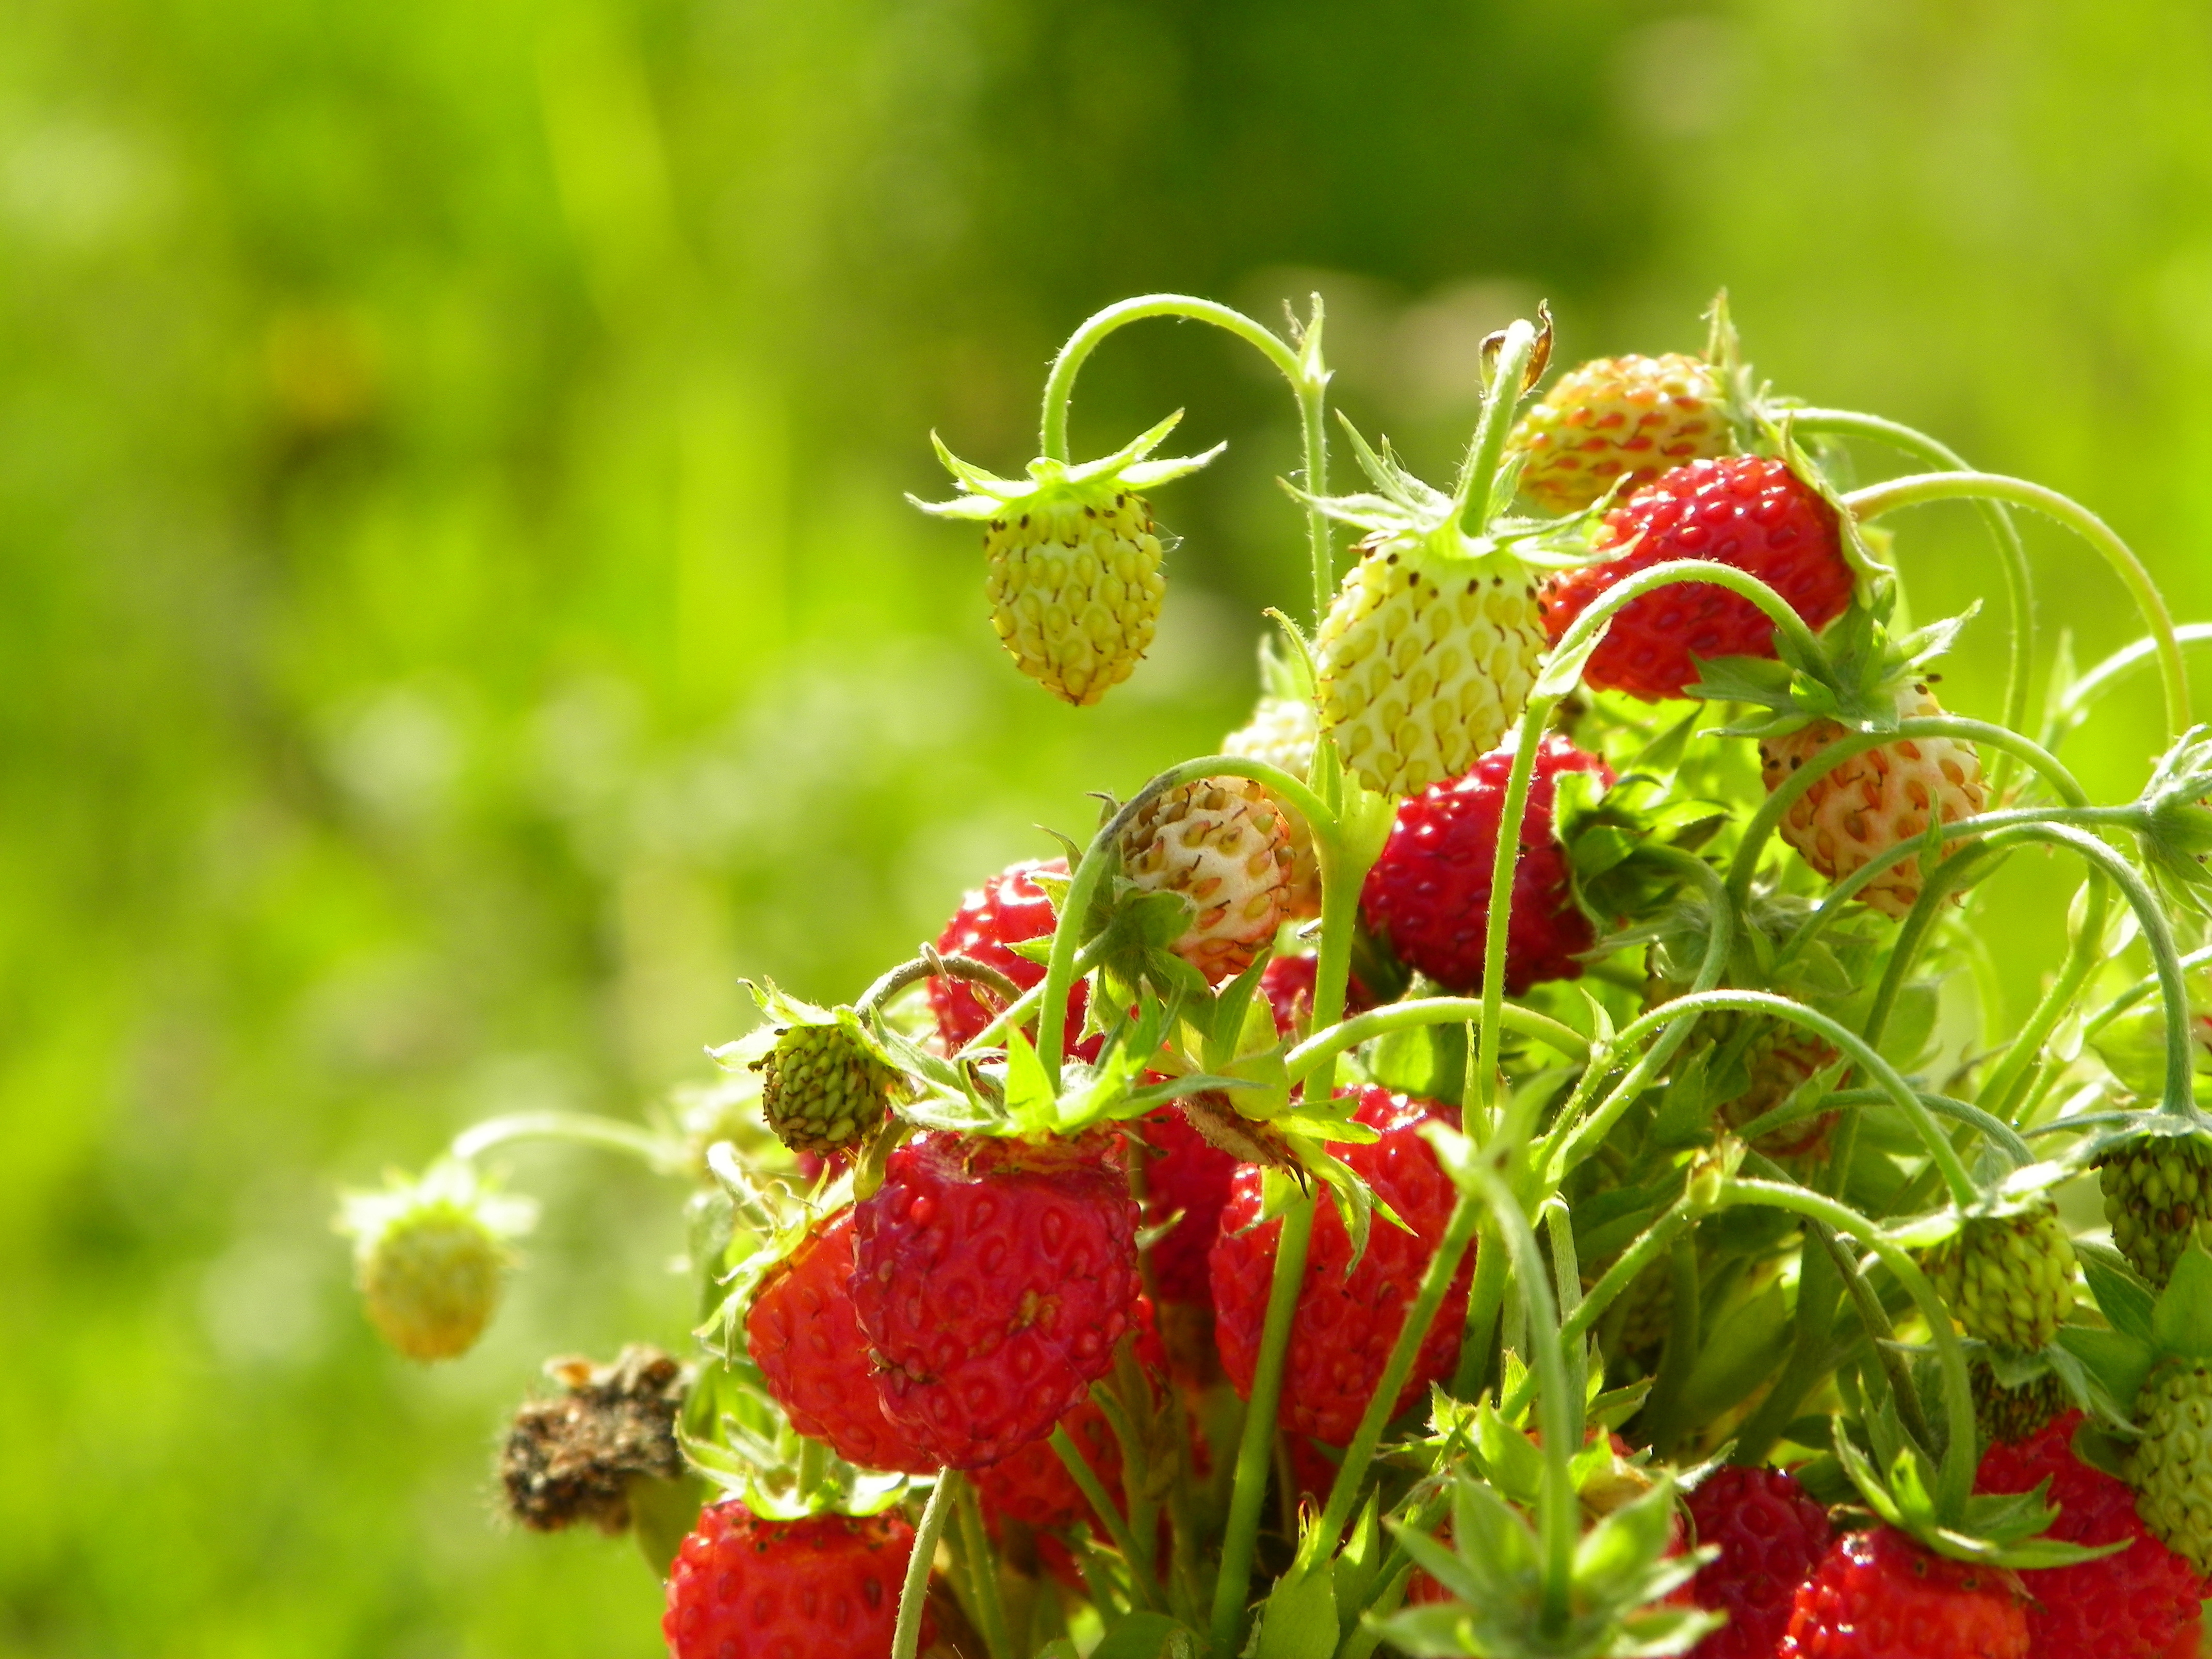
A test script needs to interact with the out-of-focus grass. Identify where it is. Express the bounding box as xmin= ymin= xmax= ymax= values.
xmin=2 ymin=1 xmax=2209 ymax=1652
